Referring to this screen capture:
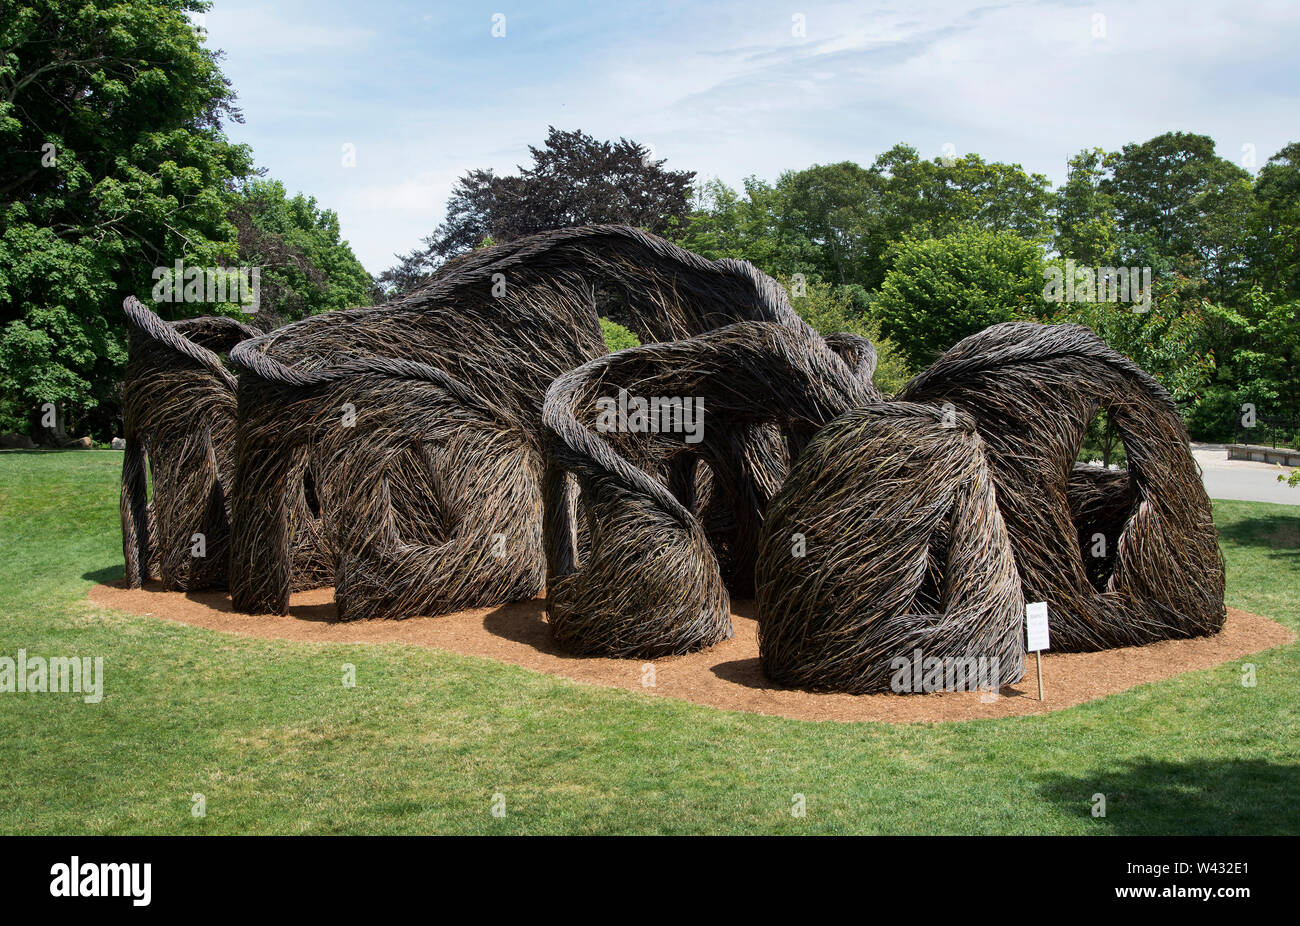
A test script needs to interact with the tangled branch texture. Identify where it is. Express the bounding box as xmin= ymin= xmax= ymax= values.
xmin=119 ymin=230 xmax=1225 ymax=693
